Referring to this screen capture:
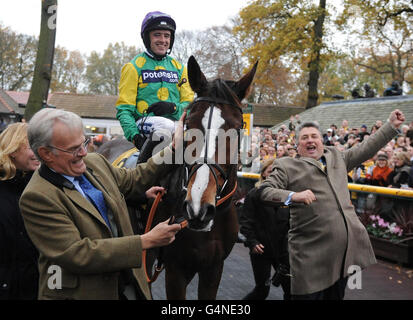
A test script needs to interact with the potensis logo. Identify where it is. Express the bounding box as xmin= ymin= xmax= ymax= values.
xmin=142 ymin=70 xmax=179 ymax=84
